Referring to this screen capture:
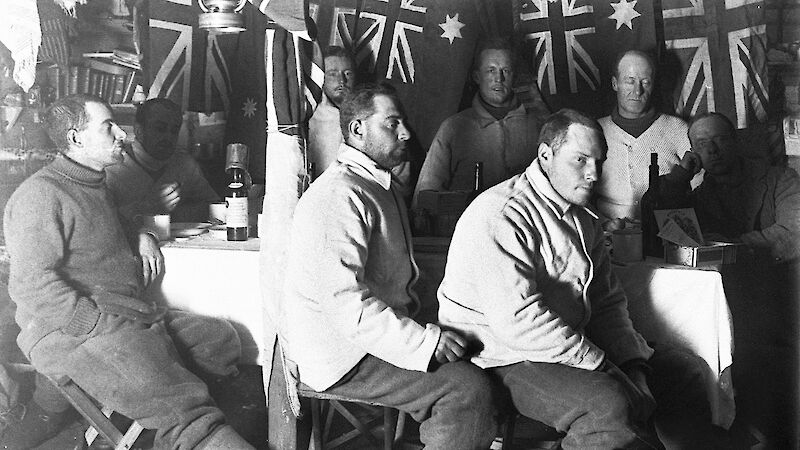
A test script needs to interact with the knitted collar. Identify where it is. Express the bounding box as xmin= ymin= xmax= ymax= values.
xmin=611 ymin=107 xmax=658 ymax=138
xmin=478 ymin=93 xmax=520 ymax=121
xmin=472 ymin=94 xmax=525 ymax=128
xmin=51 ymin=154 xmax=105 ymax=186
